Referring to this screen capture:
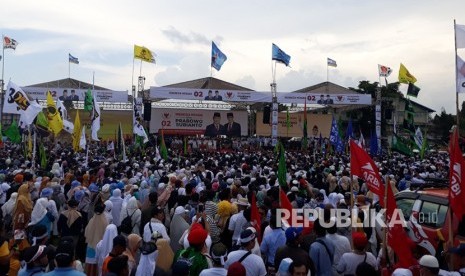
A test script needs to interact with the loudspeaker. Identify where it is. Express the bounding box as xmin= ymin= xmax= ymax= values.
xmin=263 ymin=105 xmax=271 ymax=124
xmin=143 ymin=102 xmax=152 ymax=121
xmin=385 ymin=109 xmax=392 ymax=120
